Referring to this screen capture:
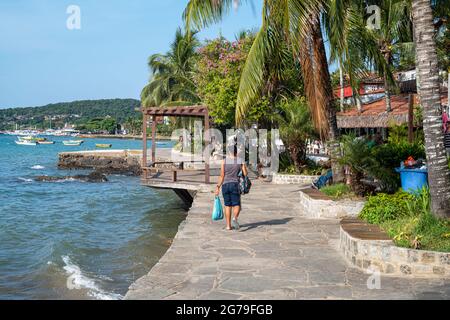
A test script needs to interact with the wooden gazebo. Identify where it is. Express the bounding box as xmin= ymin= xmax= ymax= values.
xmin=141 ymin=105 xmax=211 ymax=184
